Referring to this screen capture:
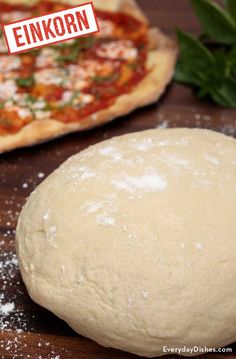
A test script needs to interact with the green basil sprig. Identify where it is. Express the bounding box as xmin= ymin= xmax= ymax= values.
xmin=225 ymin=0 xmax=236 ymax=21
xmin=175 ymin=0 xmax=236 ymax=107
